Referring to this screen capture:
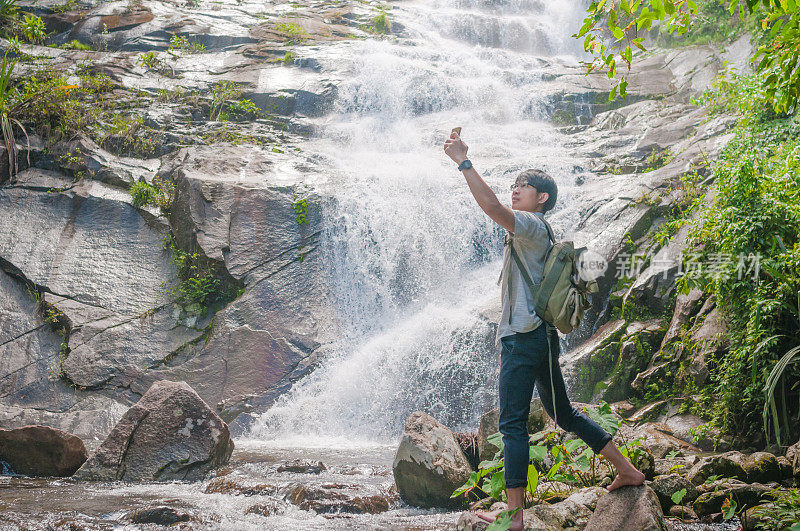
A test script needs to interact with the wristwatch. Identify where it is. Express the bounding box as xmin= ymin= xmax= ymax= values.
xmin=457 ymin=159 xmax=473 ymax=171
